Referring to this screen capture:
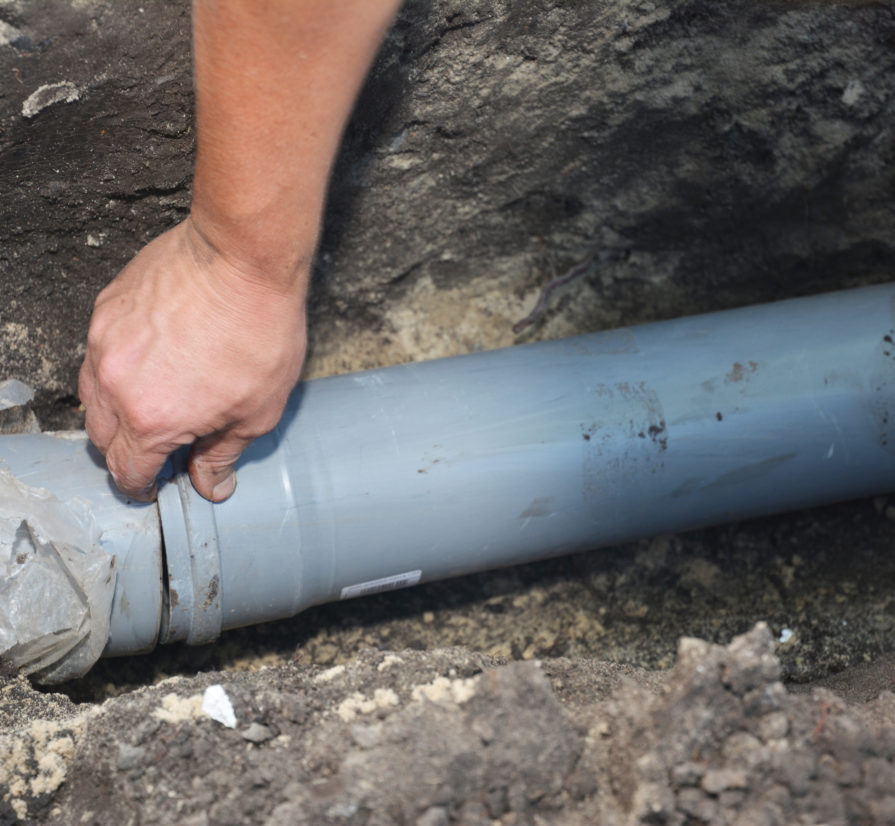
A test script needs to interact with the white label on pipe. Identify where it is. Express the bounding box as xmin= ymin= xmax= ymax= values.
xmin=340 ymin=570 xmax=422 ymax=600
